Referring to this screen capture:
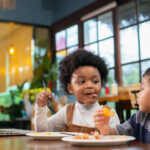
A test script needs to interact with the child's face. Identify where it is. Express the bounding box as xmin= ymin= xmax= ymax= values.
xmin=137 ymin=76 xmax=150 ymax=113
xmin=67 ymin=66 xmax=101 ymax=104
